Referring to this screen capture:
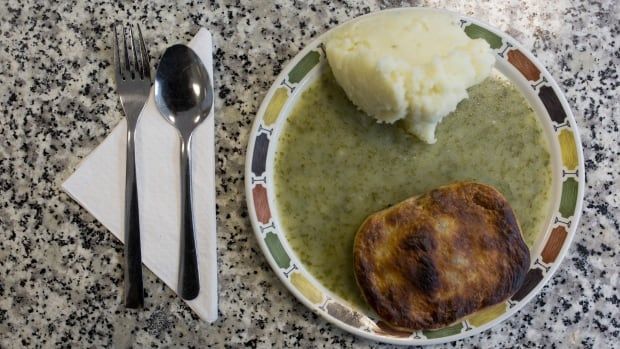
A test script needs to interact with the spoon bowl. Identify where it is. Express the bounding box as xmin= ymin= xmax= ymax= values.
xmin=154 ymin=44 xmax=213 ymax=300
xmin=155 ymin=44 xmax=213 ymax=130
